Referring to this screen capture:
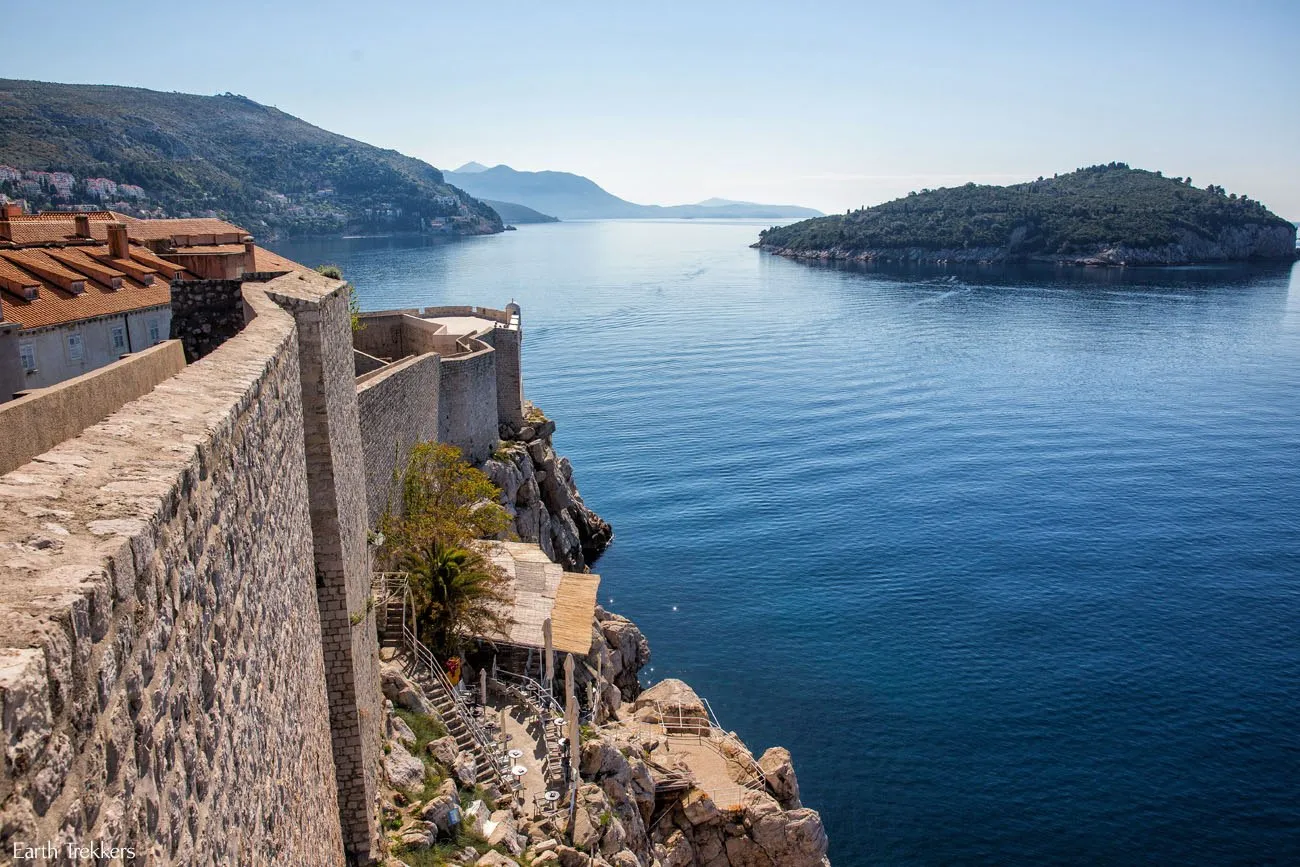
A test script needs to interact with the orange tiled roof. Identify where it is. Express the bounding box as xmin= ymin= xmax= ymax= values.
xmin=251 ymin=245 xmax=314 ymax=275
xmin=1 ymin=212 xmax=249 ymax=247
xmin=6 ymin=211 xmax=118 ymax=223
xmin=0 ymin=244 xmax=175 ymax=330
xmin=0 ymin=210 xmax=315 ymax=330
